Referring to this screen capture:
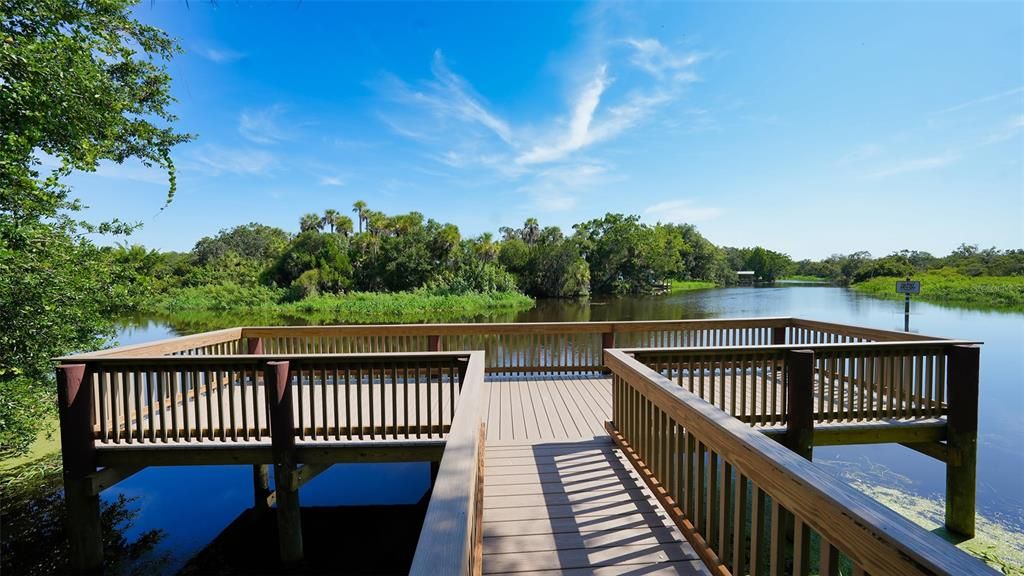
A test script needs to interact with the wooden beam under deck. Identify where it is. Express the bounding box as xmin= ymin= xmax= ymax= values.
xmin=95 ymin=439 xmax=445 ymax=467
